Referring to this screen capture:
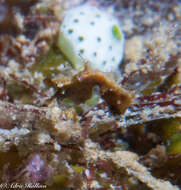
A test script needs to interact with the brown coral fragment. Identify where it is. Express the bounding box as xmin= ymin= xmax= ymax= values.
xmin=53 ymin=65 xmax=133 ymax=114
